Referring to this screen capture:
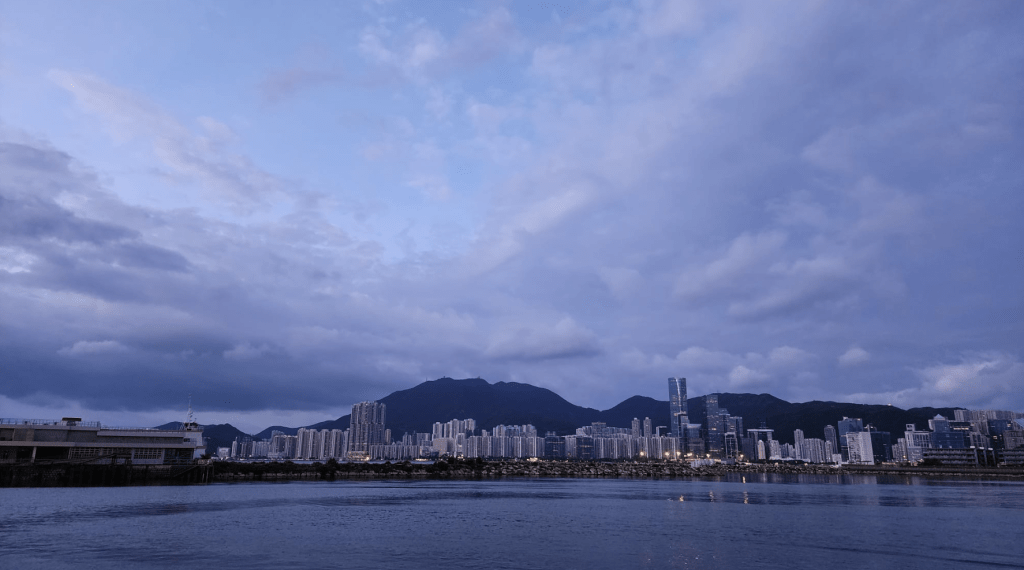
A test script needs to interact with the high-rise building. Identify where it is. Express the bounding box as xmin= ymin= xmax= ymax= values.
xmin=723 ymin=431 xmax=739 ymax=459
xmin=743 ymin=427 xmax=775 ymax=462
xmin=824 ymin=425 xmax=838 ymax=457
xmin=928 ymin=415 xmax=967 ymax=449
xmin=837 ymin=417 xmax=864 ymax=459
xmin=699 ymin=394 xmax=724 ymax=458
xmin=348 ymin=401 xmax=386 ymax=459
xmin=867 ymin=429 xmax=892 ymax=463
xmin=668 ymin=377 xmax=688 ymax=437
xmin=794 ymin=429 xmax=805 ymax=461
xmin=846 ymin=431 xmax=875 ymax=465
